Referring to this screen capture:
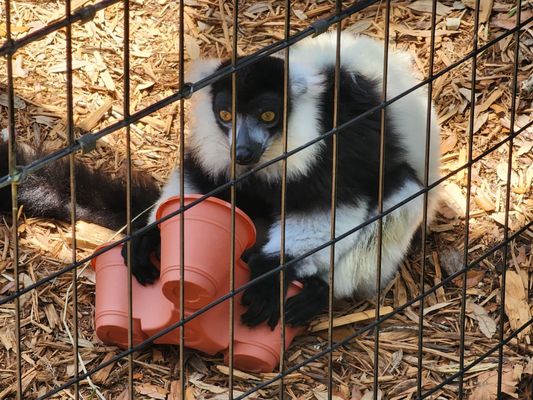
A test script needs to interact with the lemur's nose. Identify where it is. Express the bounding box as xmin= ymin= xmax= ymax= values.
xmin=236 ymin=146 xmax=259 ymax=165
